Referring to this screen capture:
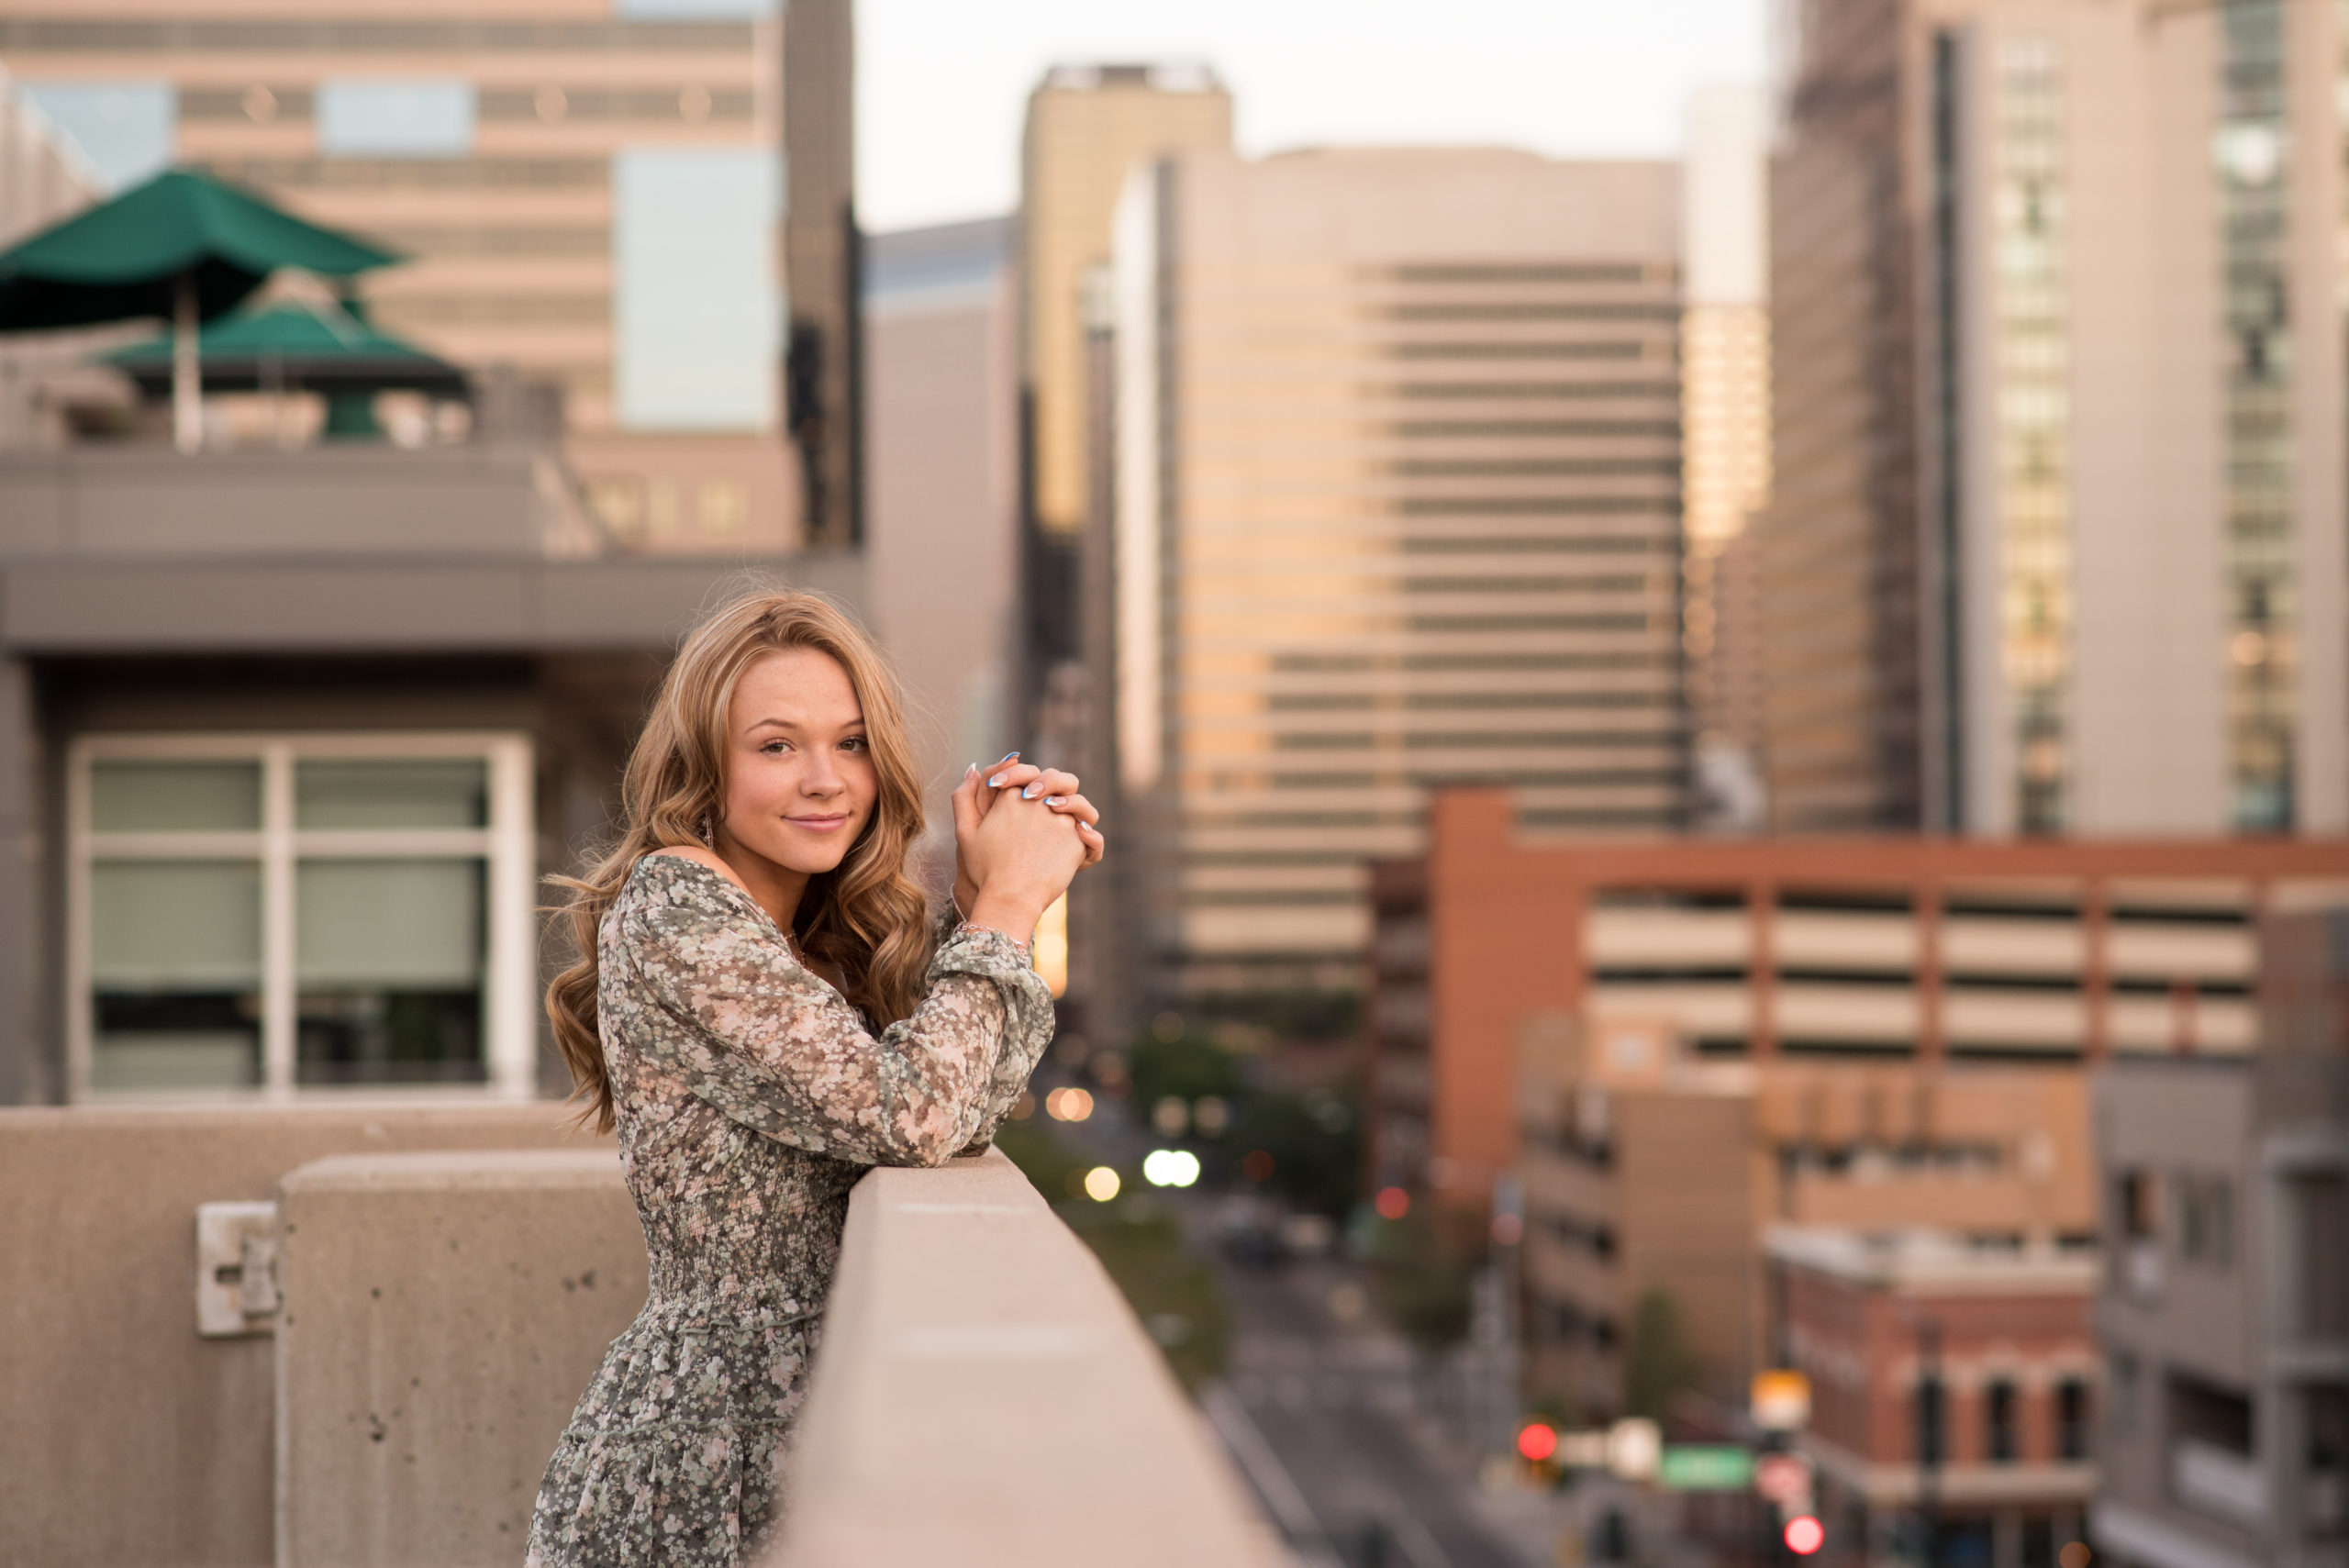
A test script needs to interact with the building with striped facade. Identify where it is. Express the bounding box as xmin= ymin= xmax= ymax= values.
xmin=1110 ymin=148 xmax=1687 ymax=1002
